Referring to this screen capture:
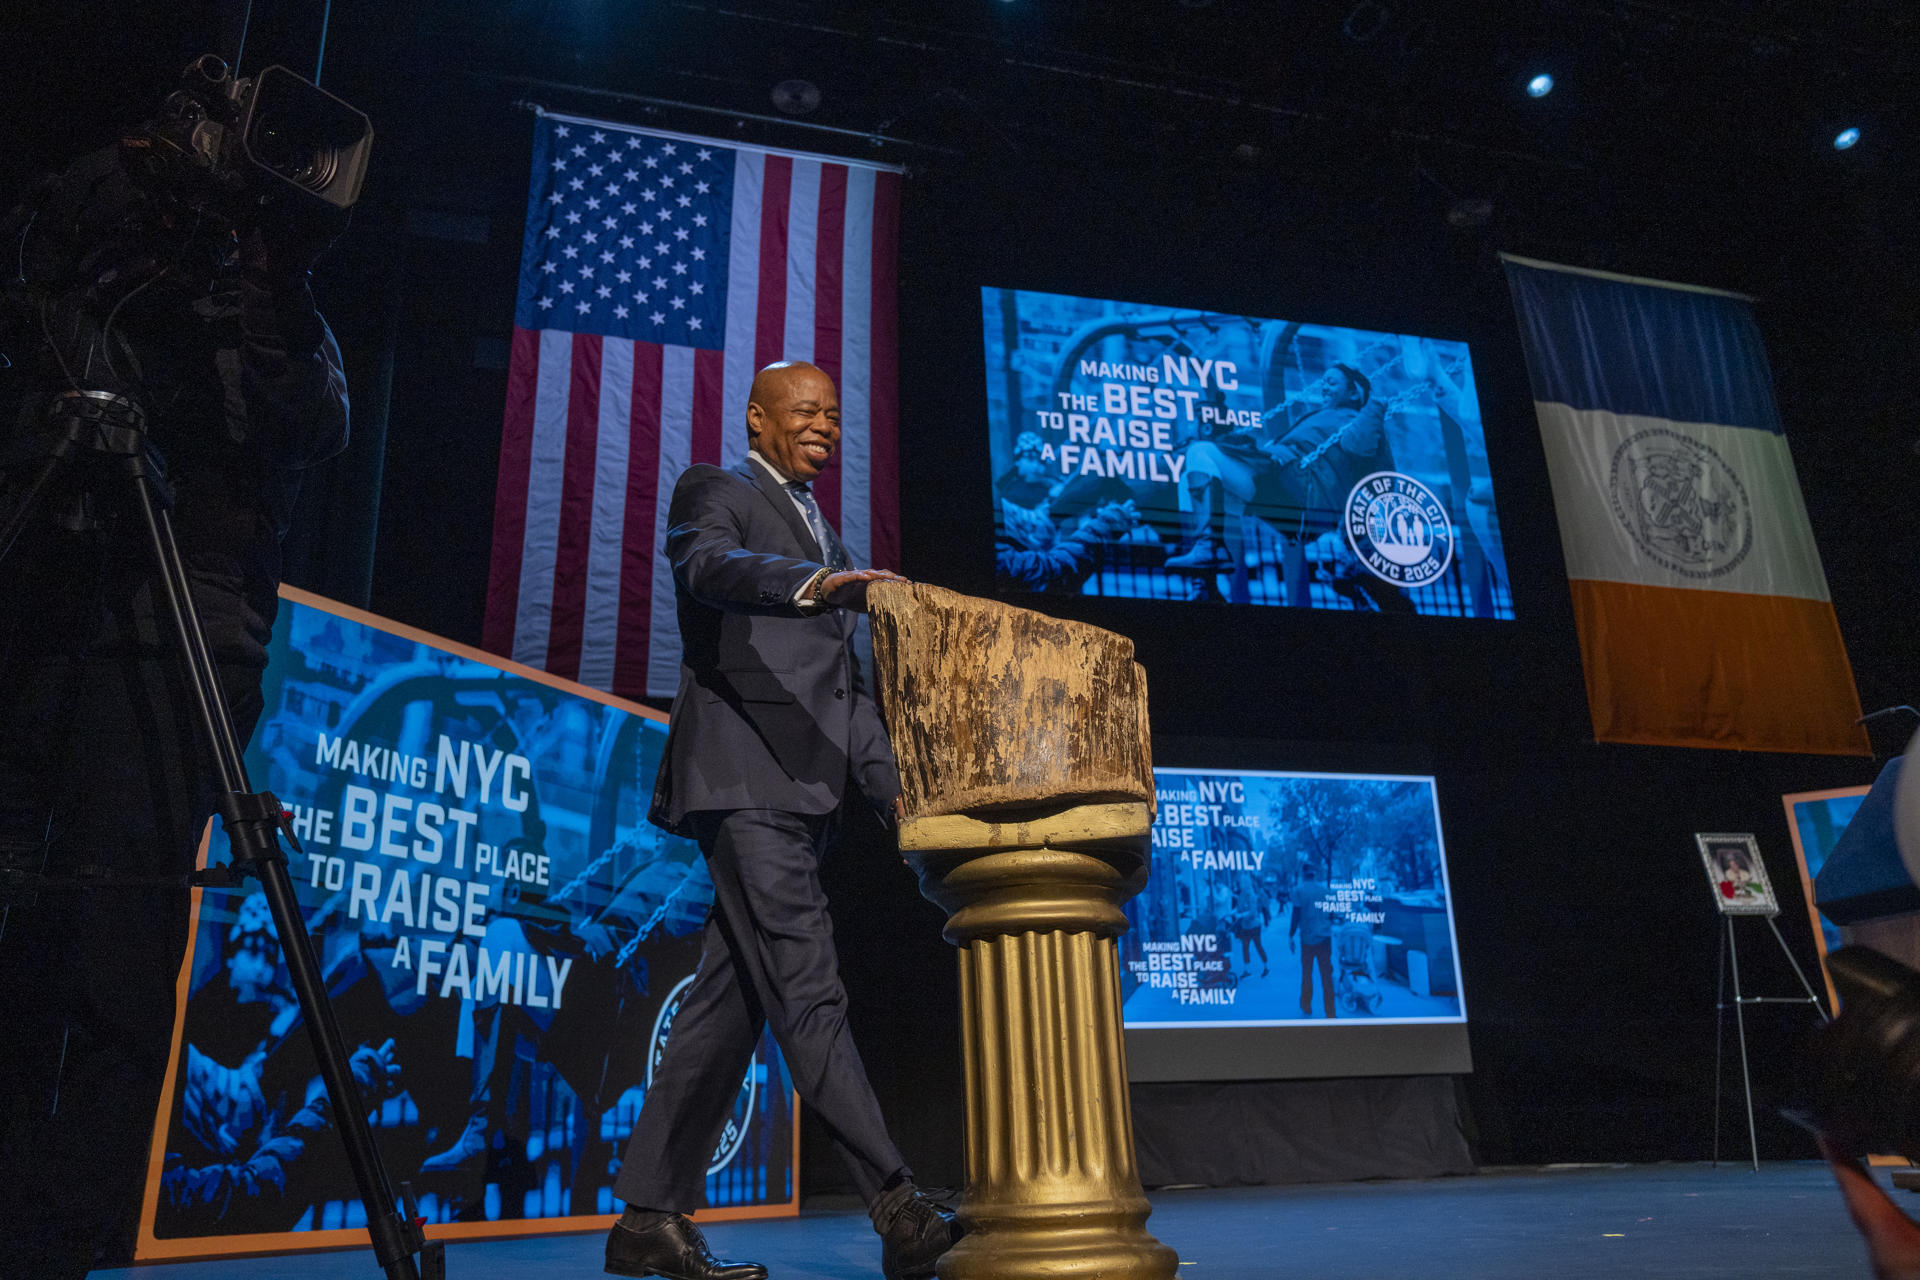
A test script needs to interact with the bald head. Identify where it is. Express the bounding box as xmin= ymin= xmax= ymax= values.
xmin=748 ymin=360 xmax=826 ymax=409
xmin=746 ymin=360 xmax=841 ymax=483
